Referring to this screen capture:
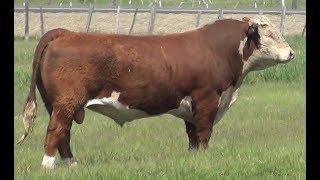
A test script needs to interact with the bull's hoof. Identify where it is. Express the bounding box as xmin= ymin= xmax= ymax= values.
xmin=188 ymin=144 xmax=199 ymax=151
xmin=42 ymin=164 xmax=55 ymax=169
xmin=198 ymin=144 xmax=209 ymax=151
xmin=63 ymin=158 xmax=78 ymax=168
xmin=69 ymin=161 xmax=78 ymax=167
